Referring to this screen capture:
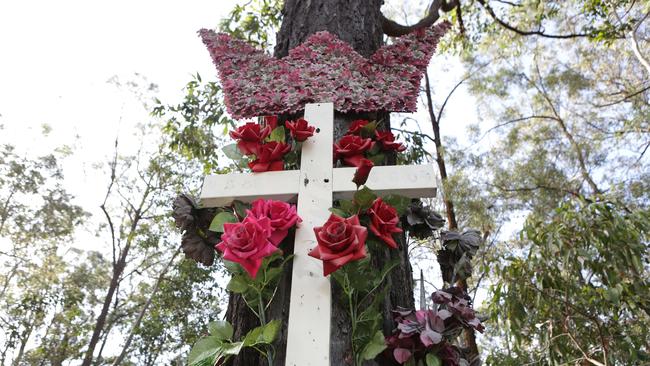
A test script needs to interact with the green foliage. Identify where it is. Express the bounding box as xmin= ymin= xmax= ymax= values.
xmin=209 ymin=211 xmax=238 ymax=232
xmin=152 ymin=74 xmax=235 ymax=174
xmin=331 ymin=258 xmax=400 ymax=366
xmin=219 ymin=0 xmax=283 ymax=51
xmin=188 ymin=320 xmax=281 ymax=366
xmin=485 ymin=197 xmax=650 ymax=365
